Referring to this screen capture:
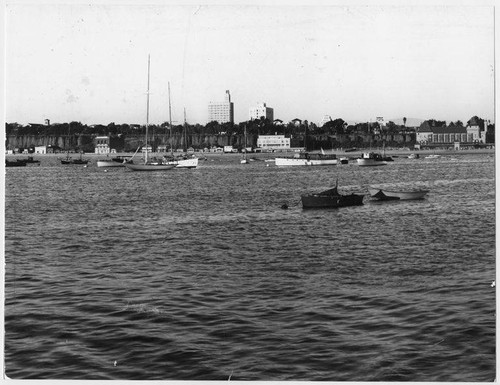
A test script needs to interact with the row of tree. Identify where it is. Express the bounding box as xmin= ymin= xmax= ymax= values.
xmin=5 ymin=116 xmax=494 ymax=140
